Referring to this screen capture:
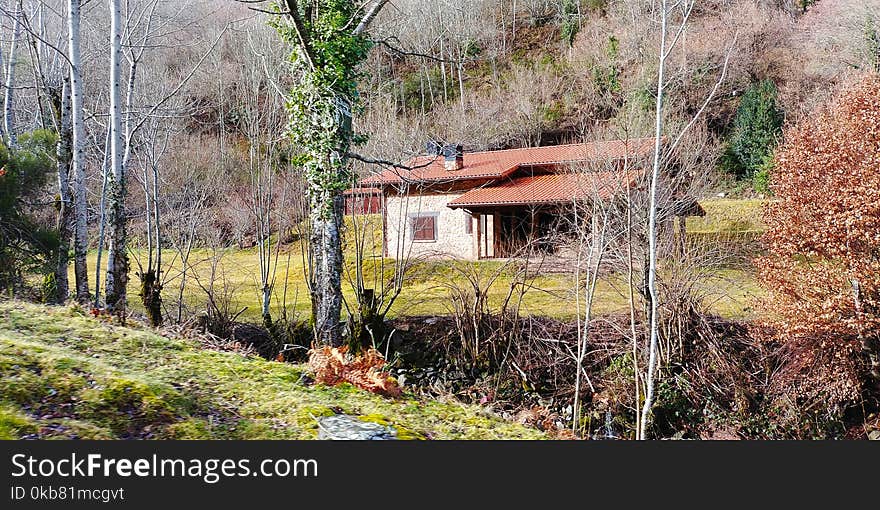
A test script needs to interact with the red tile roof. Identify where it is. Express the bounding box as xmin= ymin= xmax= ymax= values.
xmin=447 ymin=170 xmax=644 ymax=208
xmin=360 ymin=138 xmax=657 ymax=185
